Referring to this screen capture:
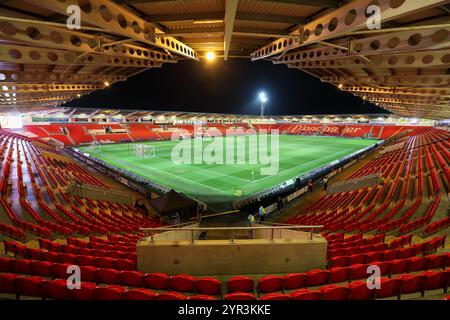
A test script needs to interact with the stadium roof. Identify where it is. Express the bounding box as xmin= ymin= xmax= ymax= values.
xmin=0 ymin=0 xmax=449 ymax=119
